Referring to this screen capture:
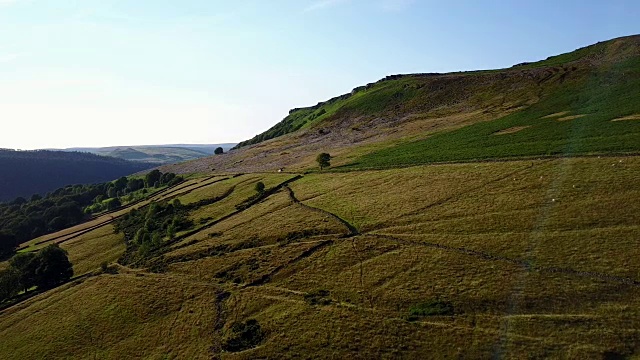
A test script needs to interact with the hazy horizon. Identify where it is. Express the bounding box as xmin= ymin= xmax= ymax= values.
xmin=1 ymin=0 xmax=639 ymax=149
